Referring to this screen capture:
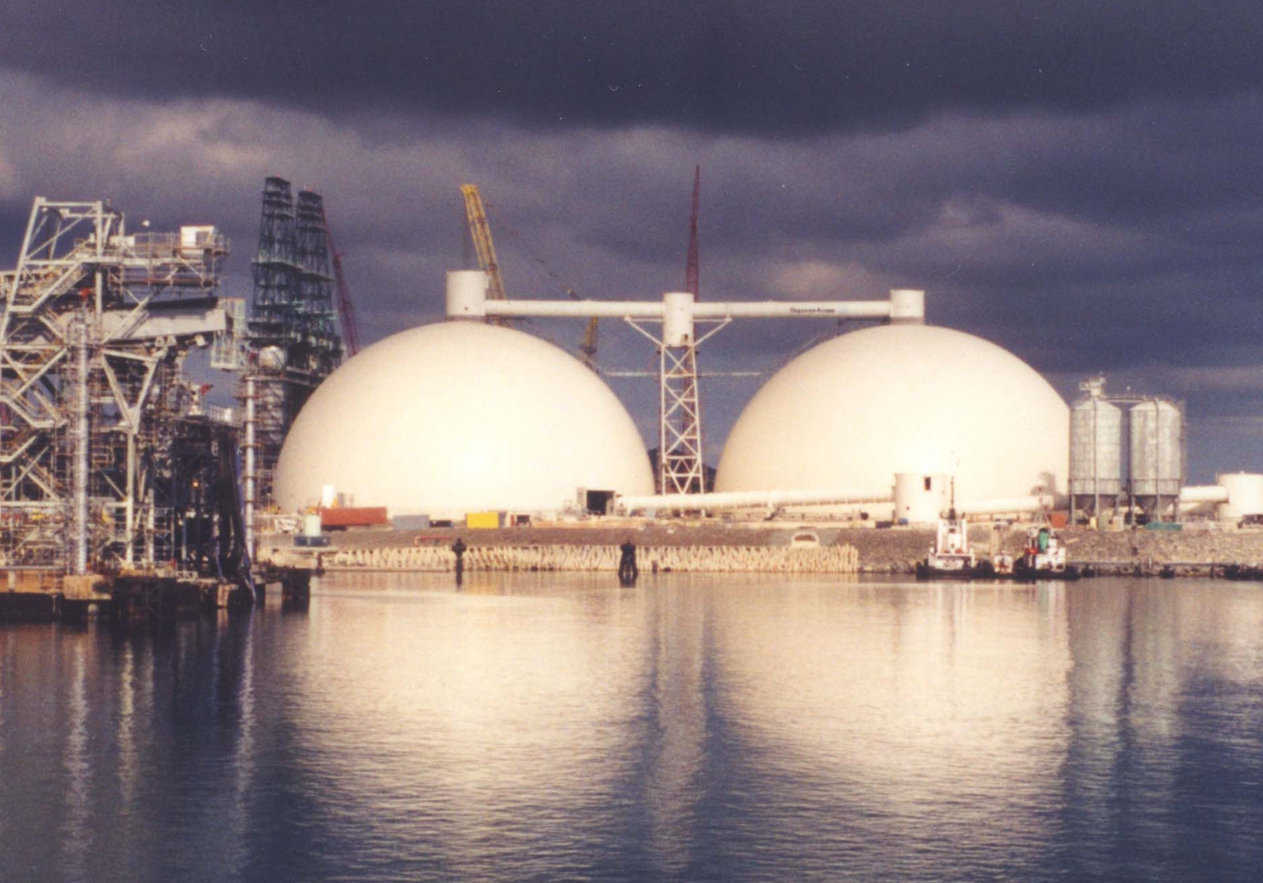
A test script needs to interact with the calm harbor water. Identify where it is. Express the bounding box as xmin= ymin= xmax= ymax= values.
xmin=2 ymin=573 xmax=1262 ymax=881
